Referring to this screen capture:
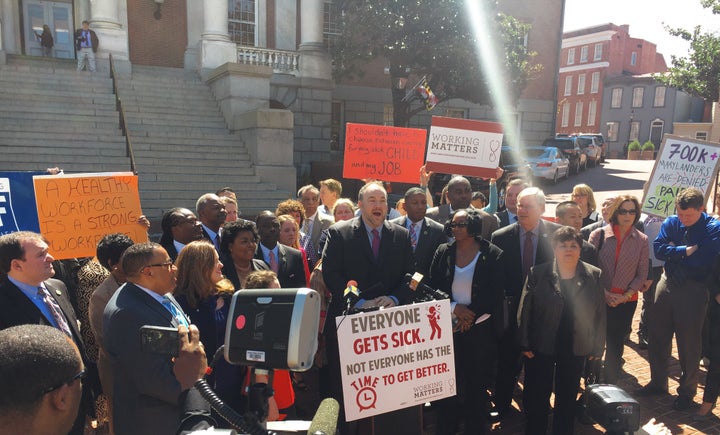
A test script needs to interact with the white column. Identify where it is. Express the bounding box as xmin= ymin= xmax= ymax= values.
xmin=90 ymin=0 xmax=120 ymax=29
xmin=197 ymin=0 xmax=236 ymax=73
xmin=1 ymin=0 xmax=18 ymax=55
xmin=299 ymin=0 xmax=323 ymax=50
xmin=202 ymin=0 xmax=230 ymax=41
